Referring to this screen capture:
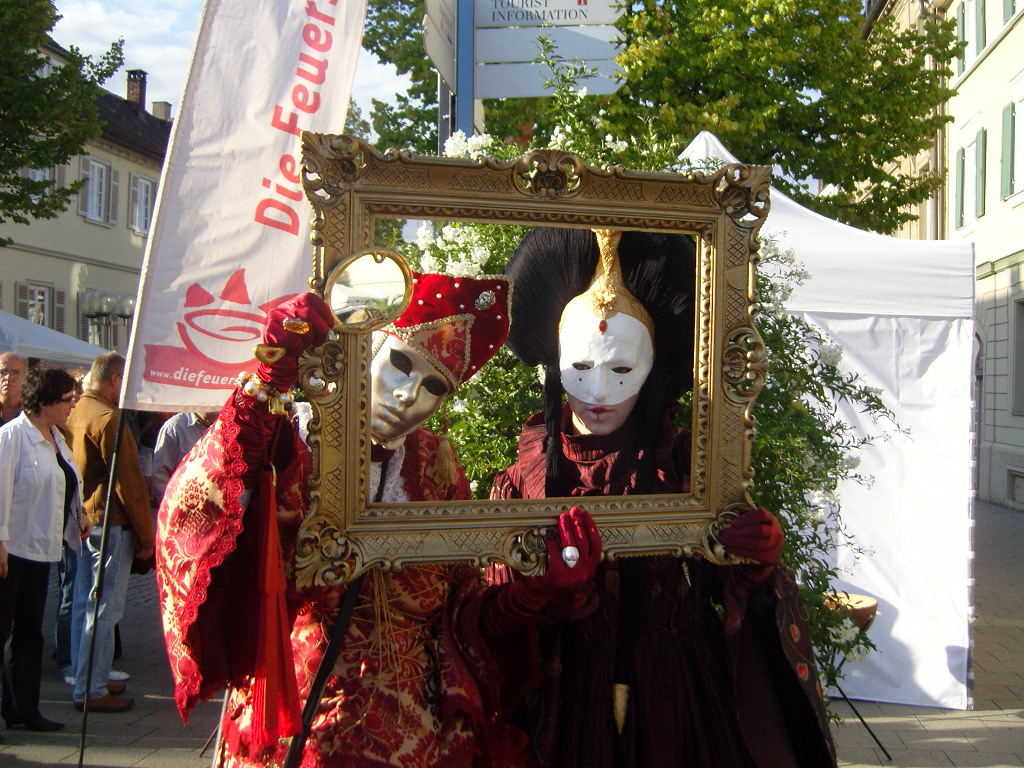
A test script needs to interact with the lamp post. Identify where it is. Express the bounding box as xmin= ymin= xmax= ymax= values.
xmin=80 ymin=289 xmax=136 ymax=351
